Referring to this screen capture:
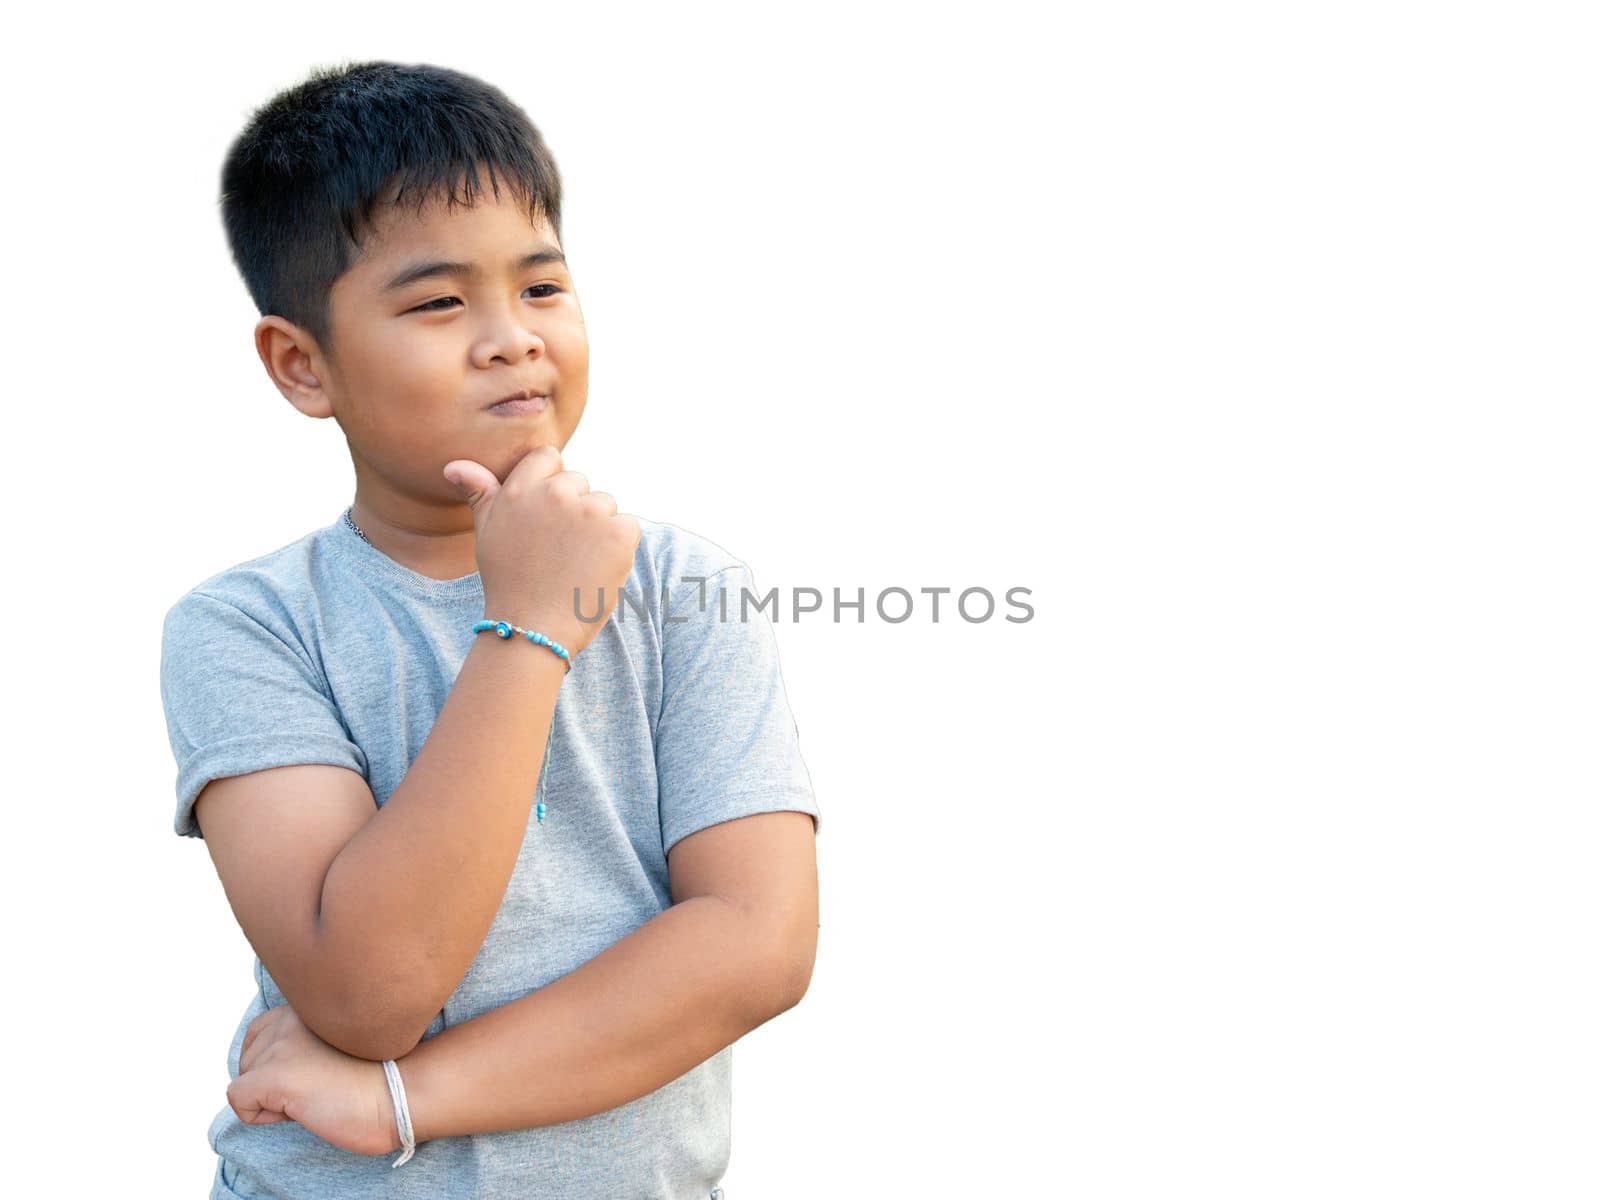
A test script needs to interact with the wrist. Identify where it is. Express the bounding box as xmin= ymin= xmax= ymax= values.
xmin=483 ymin=606 xmax=585 ymax=648
xmin=378 ymin=1062 xmax=402 ymax=1154
xmin=382 ymin=1058 xmax=419 ymax=1165
xmin=395 ymin=1045 xmax=438 ymax=1145
xmin=473 ymin=614 xmax=583 ymax=669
